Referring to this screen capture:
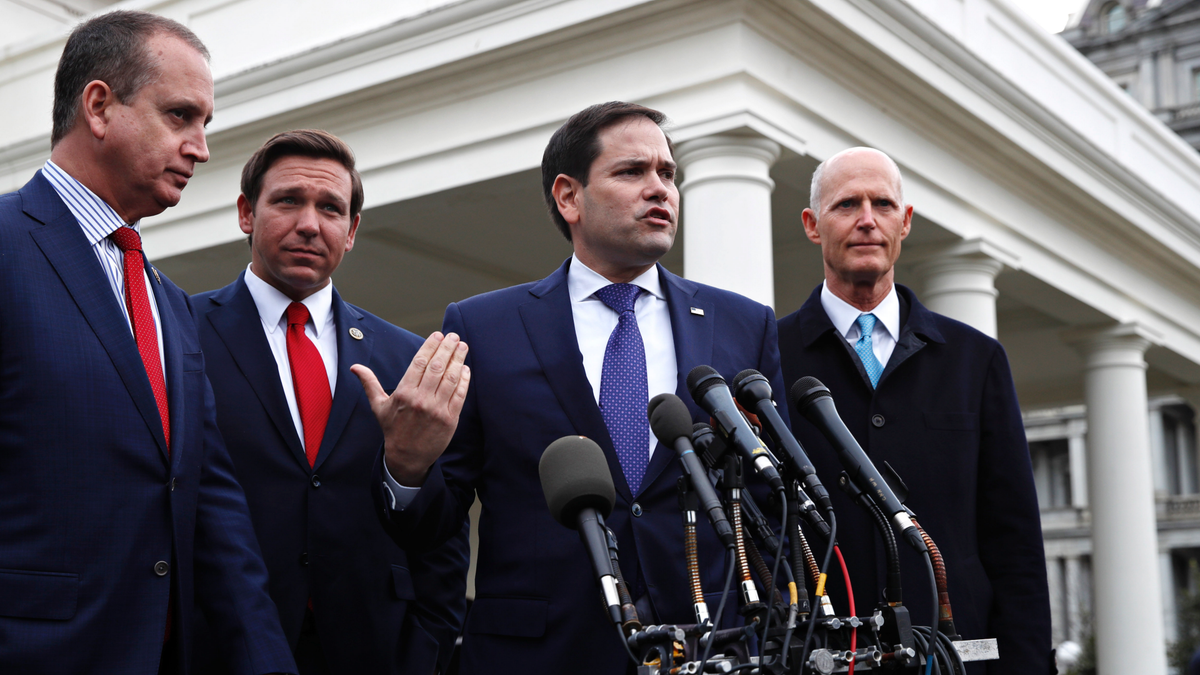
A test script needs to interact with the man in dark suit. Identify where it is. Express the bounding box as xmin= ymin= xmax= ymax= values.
xmin=193 ymin=130 xmax=470 ymax=674
xmin=0 ymin=11 xmax=294 ymax=675
xmin=354 ymin=102 xmax=788 ymax=674
xmin=776 ymin=147 xmax=1052 ymax=673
